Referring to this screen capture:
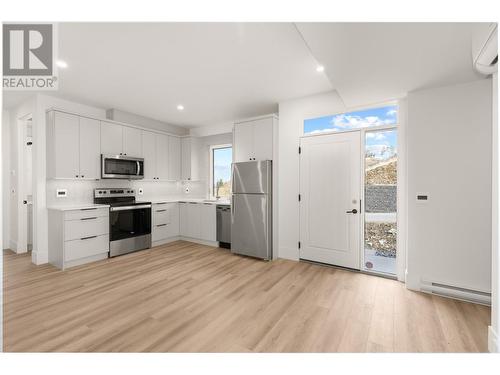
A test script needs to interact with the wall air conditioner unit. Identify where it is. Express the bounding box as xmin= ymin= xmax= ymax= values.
xmin=472 ymin=23 xmax=498 ymax=75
